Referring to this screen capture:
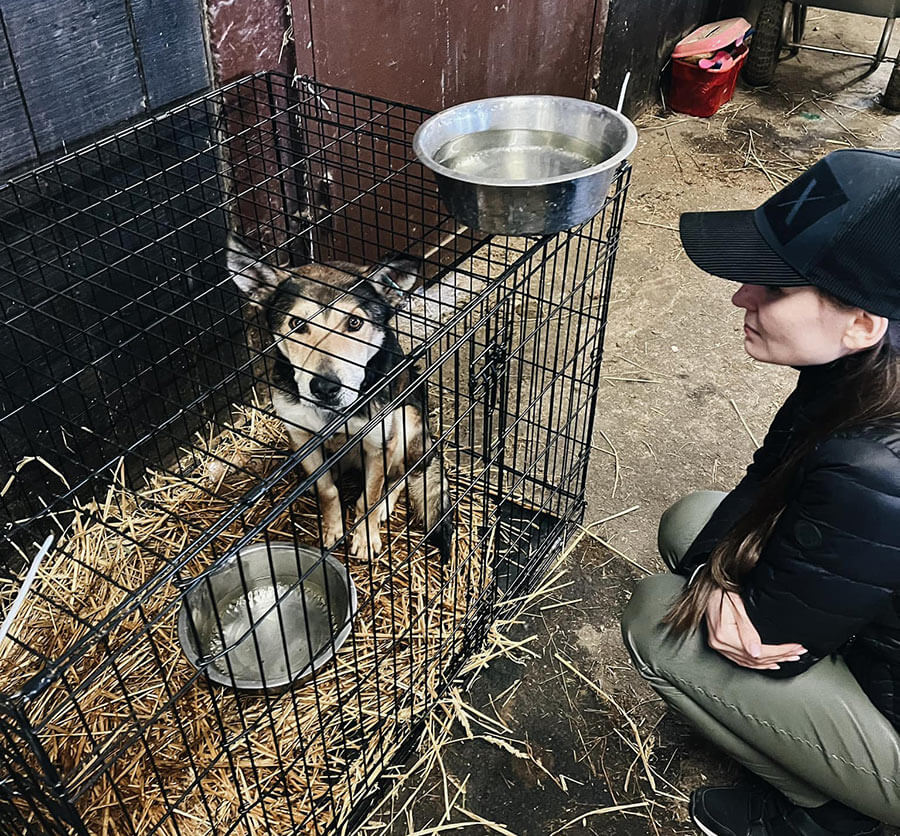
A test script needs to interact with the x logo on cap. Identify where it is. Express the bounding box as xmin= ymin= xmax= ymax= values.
xmin=764 ymin=165 xmax=848 ymax=245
